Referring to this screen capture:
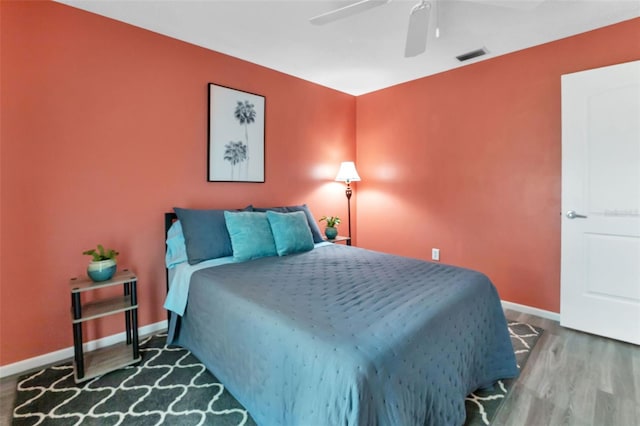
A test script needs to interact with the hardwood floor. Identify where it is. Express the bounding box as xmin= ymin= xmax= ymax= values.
xmin=1 ymin=311 xmax=638 ymax=425
xmin=493 ymin=310 xmax=640 ymax=426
